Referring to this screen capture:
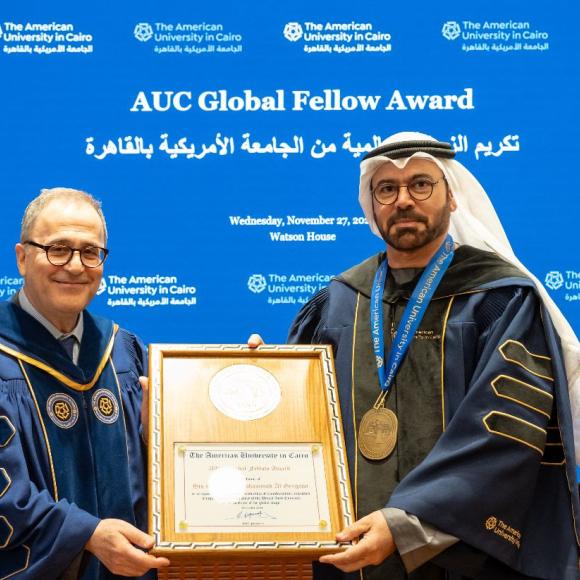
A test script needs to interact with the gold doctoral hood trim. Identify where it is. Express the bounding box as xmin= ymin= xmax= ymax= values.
xmin=0 ymin=325 xmax=118 ymax=392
